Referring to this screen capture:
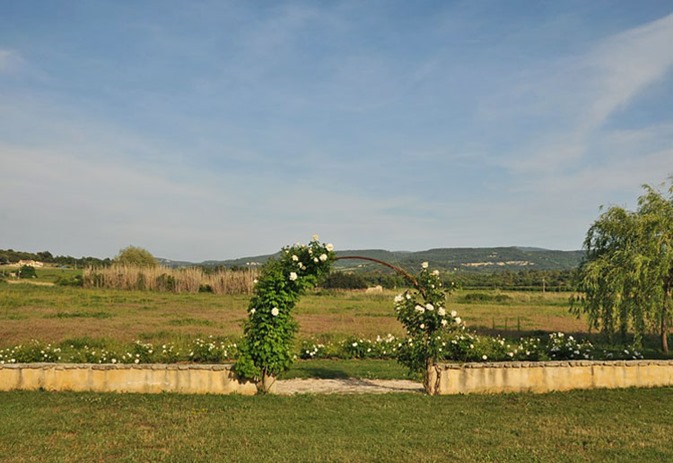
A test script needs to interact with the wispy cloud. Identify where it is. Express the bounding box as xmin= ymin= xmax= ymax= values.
xmin=499 ymin=12 xmax=673 ymax=176
xmin=581 ymin=12 xmax=673 ymax=132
